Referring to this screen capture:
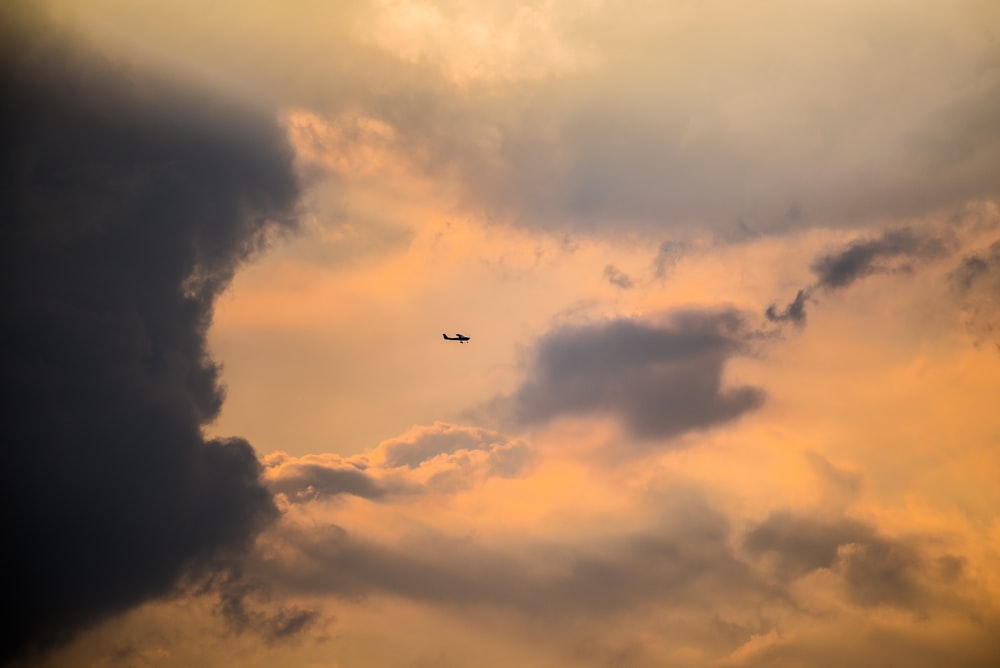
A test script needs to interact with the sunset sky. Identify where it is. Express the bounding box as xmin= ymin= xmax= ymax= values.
xmin=3 ymin=1 xmax=1000 ymax=666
